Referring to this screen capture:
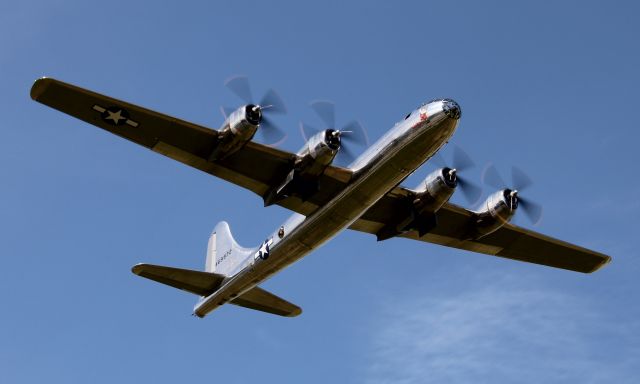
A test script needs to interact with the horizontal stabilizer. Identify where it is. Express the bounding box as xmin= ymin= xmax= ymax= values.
xmin=231 ymin=286 xmax=302 ymax=317
xmin=132 ymin=263 xmax=225 ymax=296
